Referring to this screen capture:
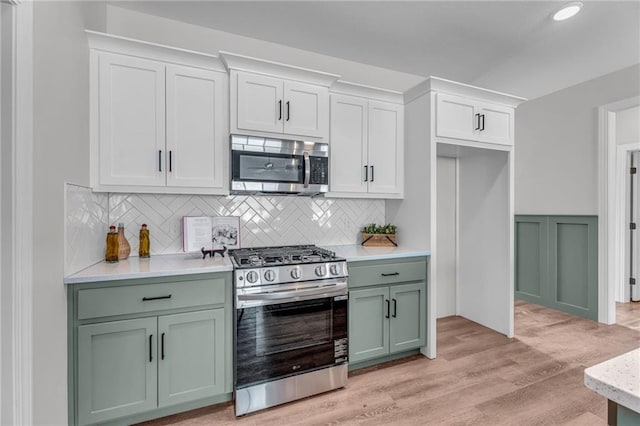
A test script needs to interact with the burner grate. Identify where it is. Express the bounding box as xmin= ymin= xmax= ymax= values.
xmin=229 ymin=245 xmax=339 ymax=269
